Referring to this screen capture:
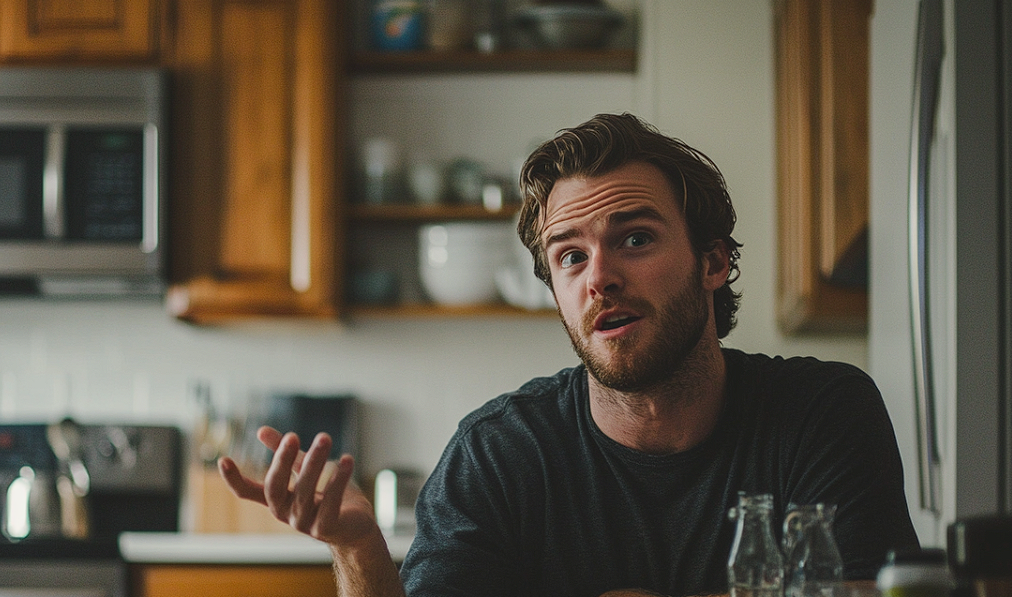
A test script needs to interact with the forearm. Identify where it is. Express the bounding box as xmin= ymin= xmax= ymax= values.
xmin=330 ymin=528 xmax=406 ymax=597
